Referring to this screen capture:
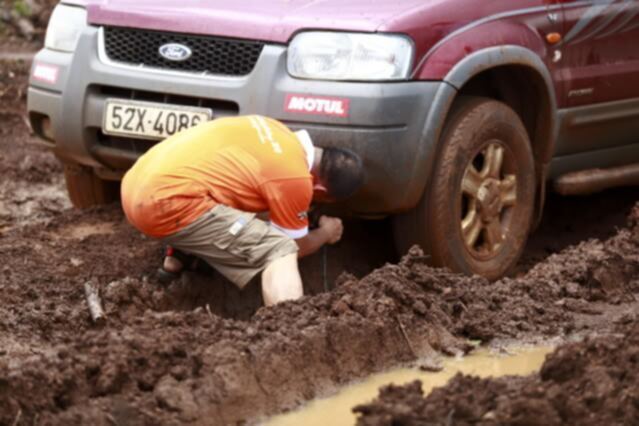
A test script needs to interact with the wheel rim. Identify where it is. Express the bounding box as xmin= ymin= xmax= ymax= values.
xmin=460 ymin=141 xmax=517 ymax=259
